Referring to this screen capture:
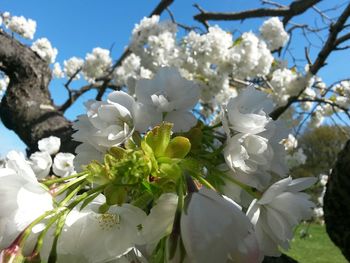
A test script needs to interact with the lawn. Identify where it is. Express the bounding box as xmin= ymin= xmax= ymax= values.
xmin=283 ymin=223 xmax=347 ymax=263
